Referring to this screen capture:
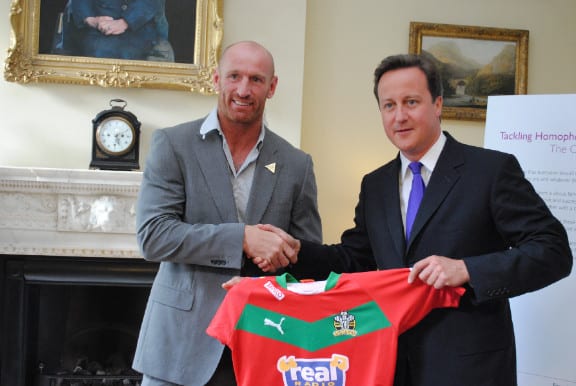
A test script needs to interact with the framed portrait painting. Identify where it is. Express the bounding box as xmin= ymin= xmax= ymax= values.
xmin=4 ymin=0 xmax=223 ymax=93
xmin=409 ymin=22 xmax=529 ymax=121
